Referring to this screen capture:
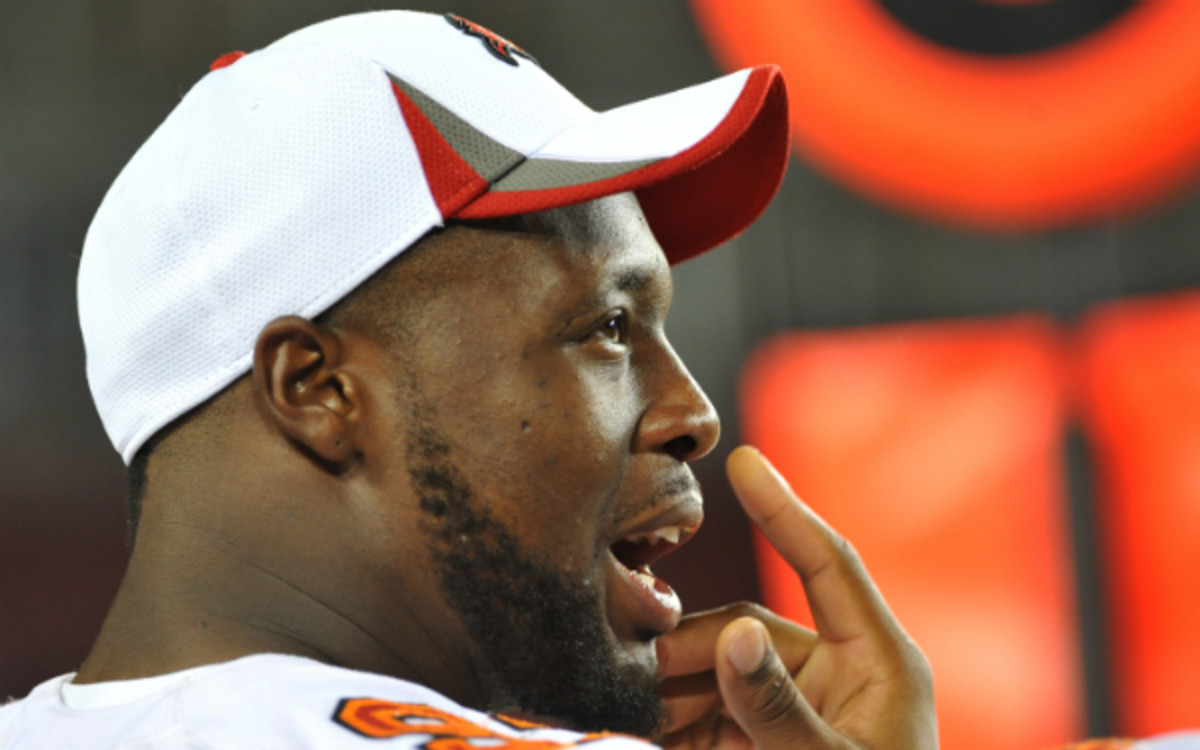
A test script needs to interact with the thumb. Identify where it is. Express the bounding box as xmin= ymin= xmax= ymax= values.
xmin=715 ymin=618 xmax=844 ymax=750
